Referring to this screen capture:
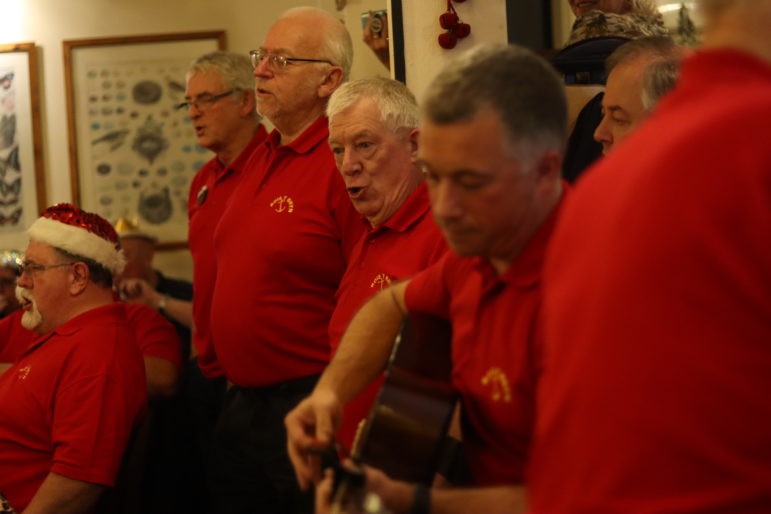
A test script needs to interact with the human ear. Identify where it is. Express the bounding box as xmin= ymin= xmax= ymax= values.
xmin=317 ymin=66 xmax=345 ymax=99
xmin=69 ymin=262 xmax=90 ymax=295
